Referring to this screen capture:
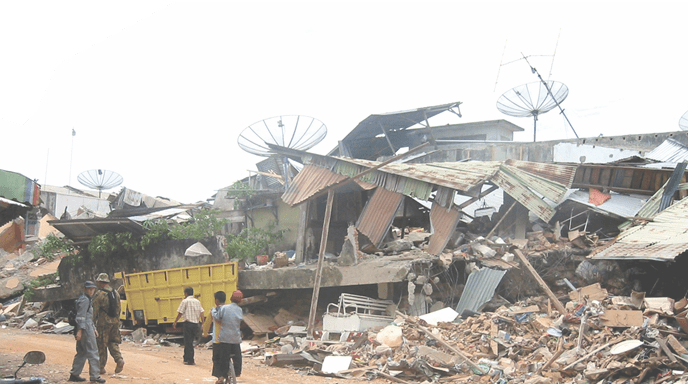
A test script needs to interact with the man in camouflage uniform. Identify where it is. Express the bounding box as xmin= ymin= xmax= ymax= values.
xmin=93 ymin=273 xmax=124 ymax=375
